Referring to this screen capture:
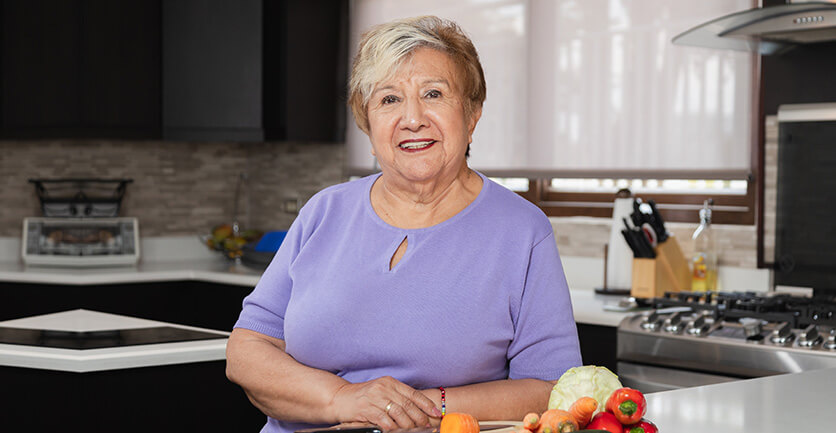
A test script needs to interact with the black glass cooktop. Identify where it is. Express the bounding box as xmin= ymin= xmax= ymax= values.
xmin=0 ymin=326 xmax=225 ymax=350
